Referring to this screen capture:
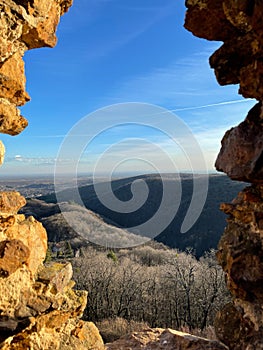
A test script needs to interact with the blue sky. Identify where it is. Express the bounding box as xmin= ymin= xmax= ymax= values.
xmin=1 ymin=0 xmax=255 ymax=176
